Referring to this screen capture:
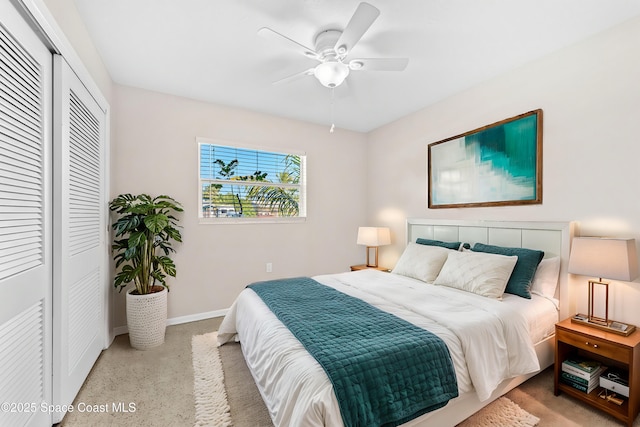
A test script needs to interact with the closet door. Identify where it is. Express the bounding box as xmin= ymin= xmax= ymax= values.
xmin=52 ymin=55 xmax=106 ymax=423
xmin=0 ymin=2 xmax=52 ymax=427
